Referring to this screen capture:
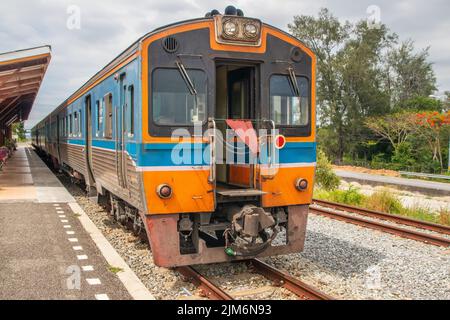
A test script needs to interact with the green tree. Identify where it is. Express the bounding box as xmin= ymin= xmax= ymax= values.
xmin=289 ymin=9 xmax=395 ymax=161
xmin=365 ymin=112 xmax=416 ymax=151
xmin=289 ymin=8 xmax=438 ymax=166
xmin=396 ymin=96 xmax=442 ymax=112
xmin=289 ymin=8 xmax=351 ymax=161
xmin=386 ymin=40 xmax=436 ymax=106
xmin=12 ymin=122 xmax=26 ymax=142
